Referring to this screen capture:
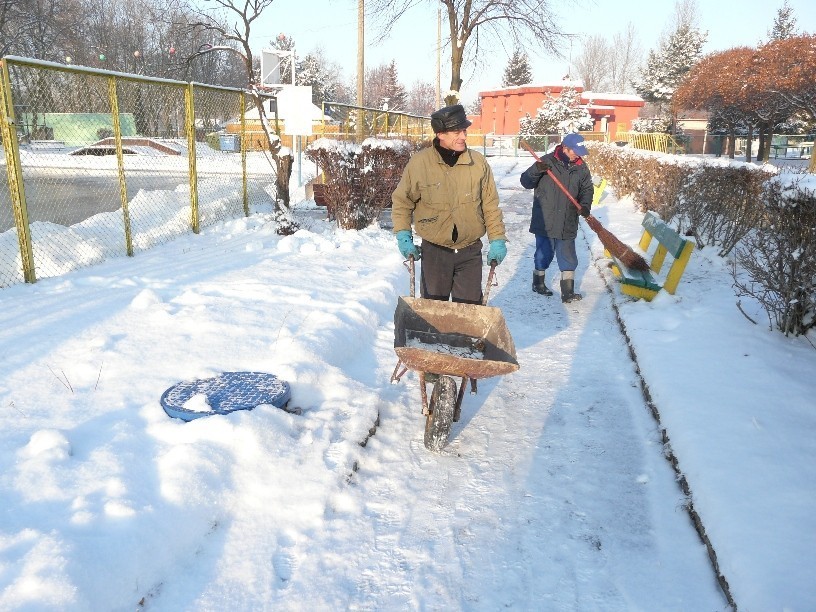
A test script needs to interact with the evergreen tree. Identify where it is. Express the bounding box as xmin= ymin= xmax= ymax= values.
xmin=383 ymin=60 xmax=408 ymax=111
xmin=518 ymin=86 xmax=593 ymax=146
xmin=295 ymin=49 xmax=345 ymax=105
xmin=502 ymin=48 xmax=533 ymax=87
xmin=633 ymin=24 xmax=706 ymax=105
xmin=768 ymin=0 xmax=798 ymax=41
